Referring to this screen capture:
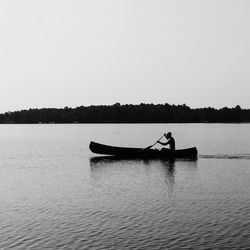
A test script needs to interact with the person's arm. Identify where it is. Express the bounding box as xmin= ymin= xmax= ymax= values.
xmin=157 ymin=139 xmax=170 ymax=146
